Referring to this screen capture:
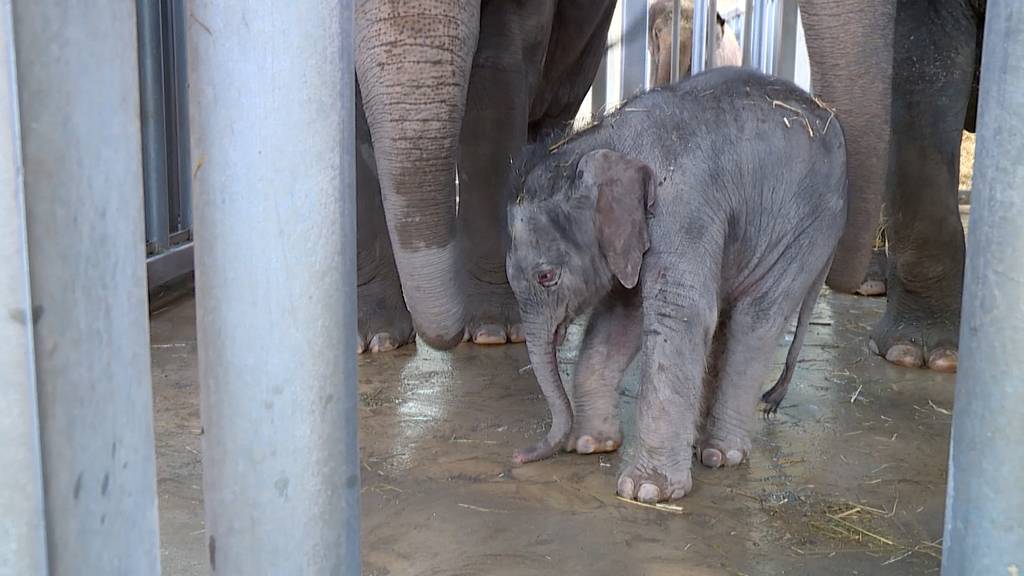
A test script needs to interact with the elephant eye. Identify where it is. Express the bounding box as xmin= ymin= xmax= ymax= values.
xmin=537 ymin=268 xmax=560 ymax=288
